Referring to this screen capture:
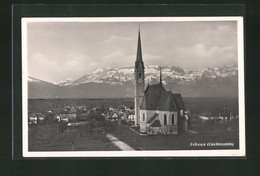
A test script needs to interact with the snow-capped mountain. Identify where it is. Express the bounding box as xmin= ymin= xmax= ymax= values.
xmin=27 ymin=65 xmax=238 ymax=98
xmin=66 ymin=65 xmax=238 ymax=86
xmin=55 ymin=78 xmax=74 ymax=86
xmin=28 ymin=76 xmax=52 ymax=84
xmin=71 ymin=67 xmax=134 ymax=86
